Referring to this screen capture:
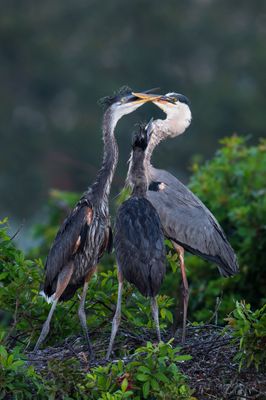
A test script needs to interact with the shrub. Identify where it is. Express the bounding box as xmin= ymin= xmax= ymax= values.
xmin=226 ymin=301 xmax=266 ymax=371
xmin=0 ymin=337 xmax=194 ymax=400
xmin=84 ymin=340 xmax=194 ymax=399
xmin=187 ymin=136 xmax=266 ymax=319
xmin=0 ymin=337 xmax=44 ymax=399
